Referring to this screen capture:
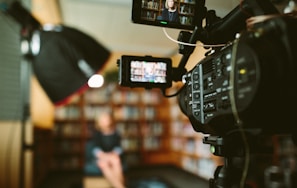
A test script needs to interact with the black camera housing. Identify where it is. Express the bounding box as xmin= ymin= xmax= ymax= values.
xmin=178 ymin=17 xmax=297 ymax=136
xmin=118 ymin=55 xmax=172 ymax=89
